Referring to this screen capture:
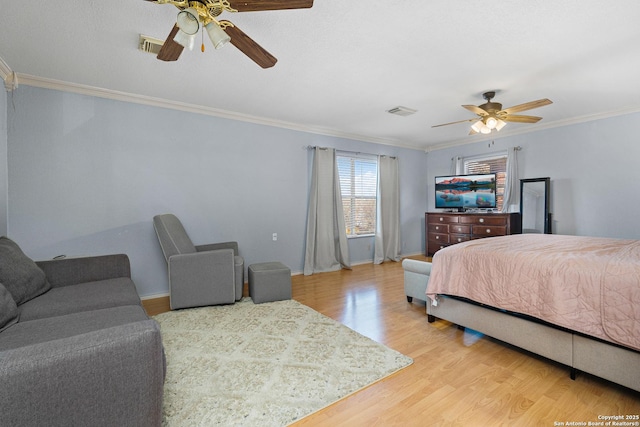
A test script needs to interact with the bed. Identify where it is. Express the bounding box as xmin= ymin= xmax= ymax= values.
xmin=425 ymin=234 xmax=640 ymax=392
